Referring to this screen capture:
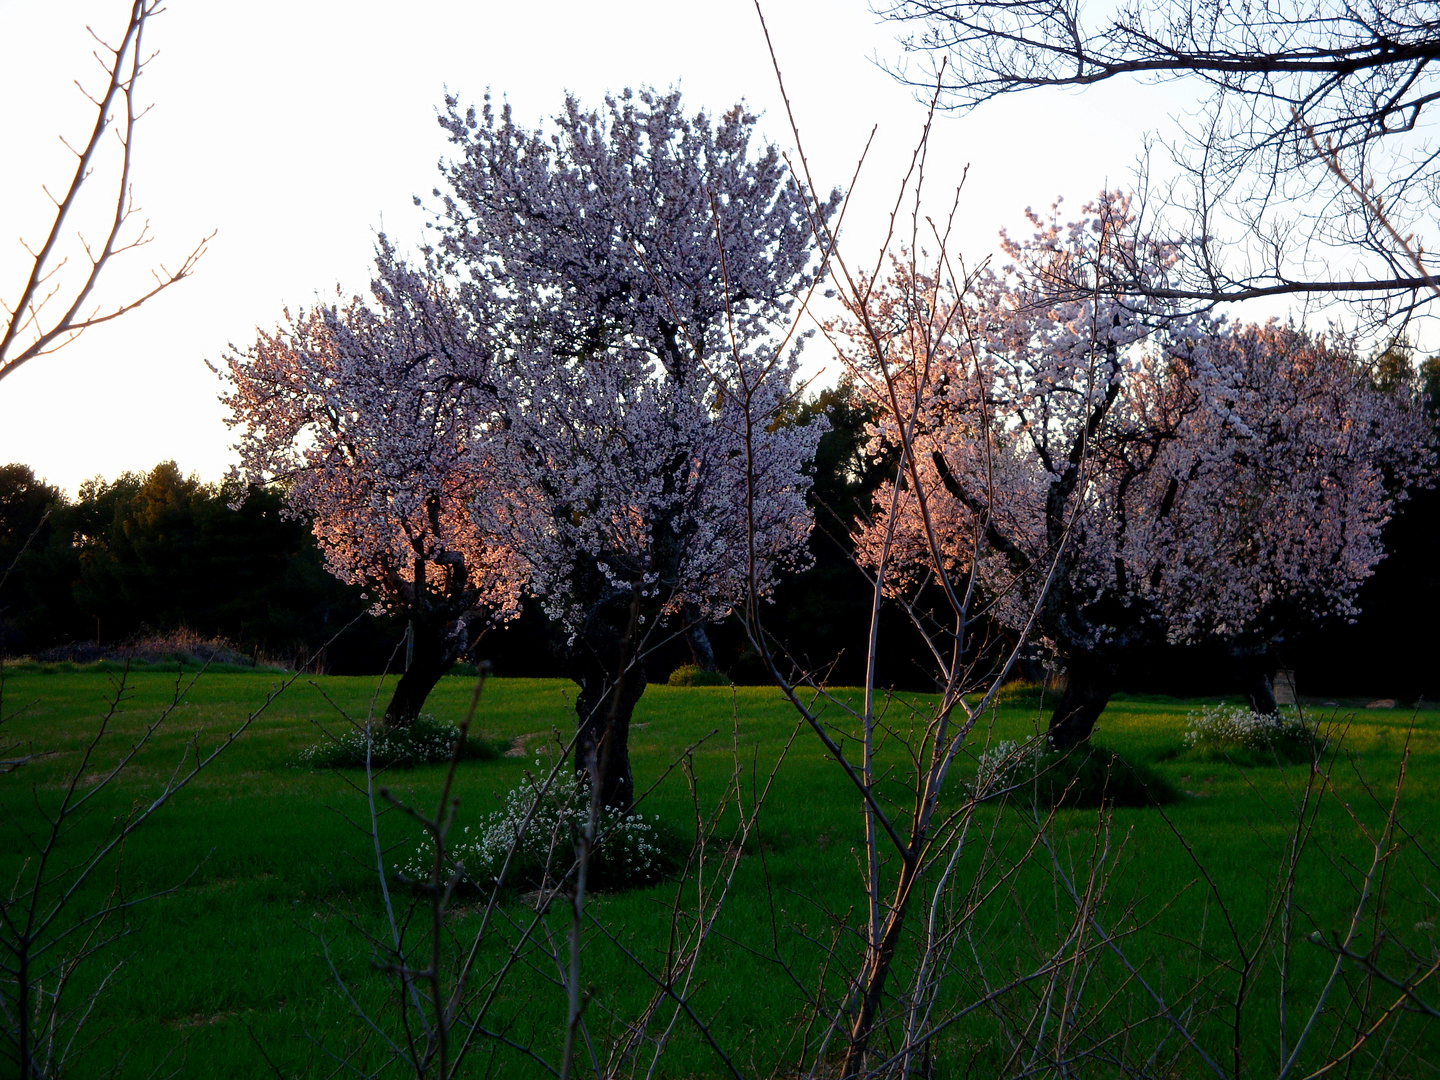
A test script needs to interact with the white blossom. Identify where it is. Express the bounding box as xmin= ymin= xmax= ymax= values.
xmin=845 ymin=193 xmax=1435 ymax=662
